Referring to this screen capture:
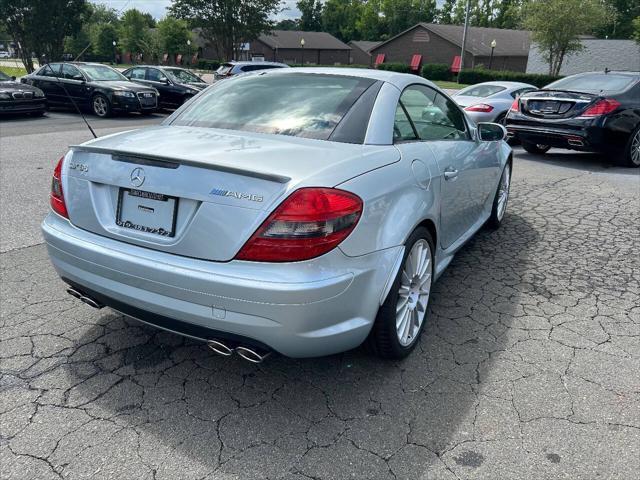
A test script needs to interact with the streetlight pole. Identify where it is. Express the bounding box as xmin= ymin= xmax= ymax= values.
xmin=112 ymin=40 xmax=117 ymax=66
xmin=458 ymin=0 xmax=471 ymax=84
xmin=300 ymin=38 xmax=305 ymax=65
xmin=489 ymin=39 xmax=496 ymax=70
